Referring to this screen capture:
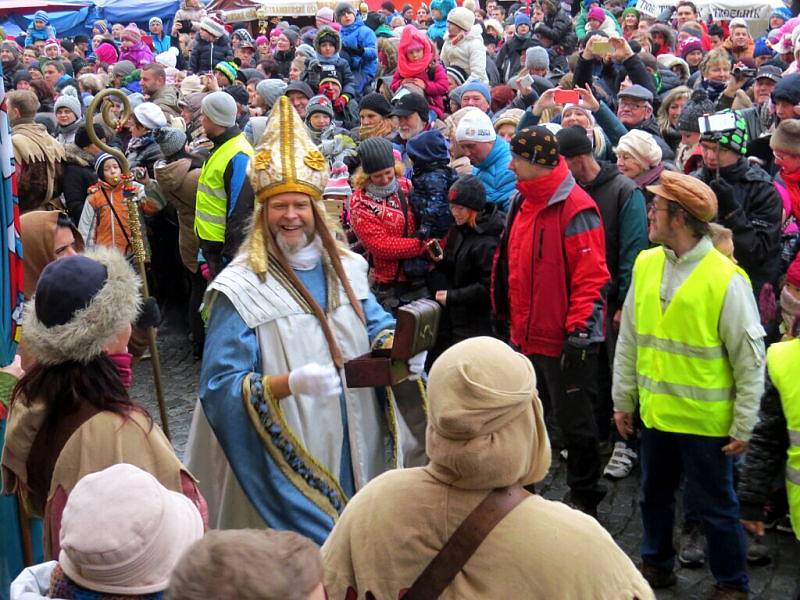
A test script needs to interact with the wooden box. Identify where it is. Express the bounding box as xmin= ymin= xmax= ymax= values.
xmin=344 ymin=299 xmax=441 ymax=387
